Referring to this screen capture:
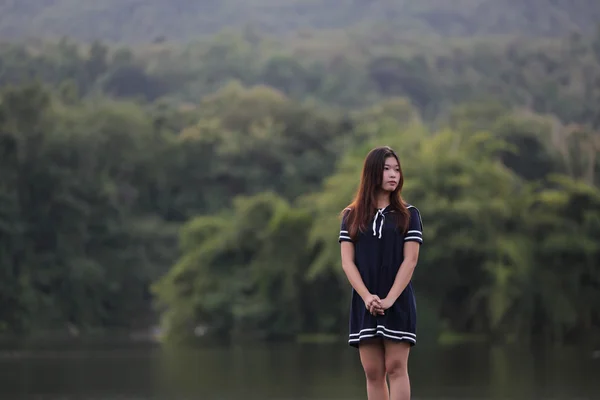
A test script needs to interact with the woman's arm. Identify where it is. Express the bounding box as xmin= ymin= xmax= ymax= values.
xmin=381 ymin=206 xmax=424 ymax=307
xmin=338 ymin=210 xmax=382 ymax=313
xmin=340 ymin=241 xmax=371 ymax=301
xmin=382 ymin=241 xmax=420 ymax=305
